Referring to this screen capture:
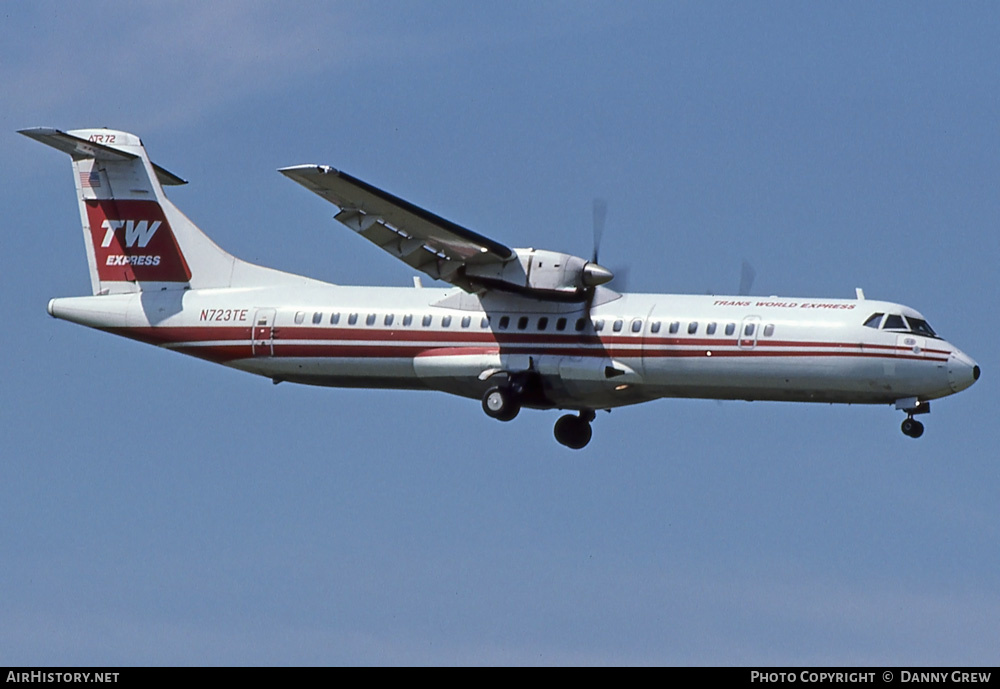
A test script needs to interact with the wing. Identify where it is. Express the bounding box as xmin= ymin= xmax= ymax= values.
xmin=279 ymin=165 xmax=514 ymax=290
